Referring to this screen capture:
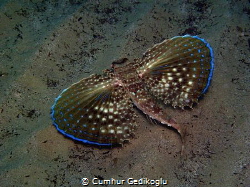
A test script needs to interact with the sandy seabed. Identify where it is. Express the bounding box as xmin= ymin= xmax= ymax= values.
xmin=0 ymin=0 xmax=249 ymax=186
